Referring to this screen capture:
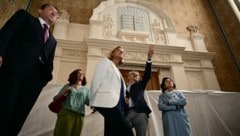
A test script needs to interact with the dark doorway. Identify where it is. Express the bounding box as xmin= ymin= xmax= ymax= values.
xmin=120 ymin=69 xmax=160 ymax=90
